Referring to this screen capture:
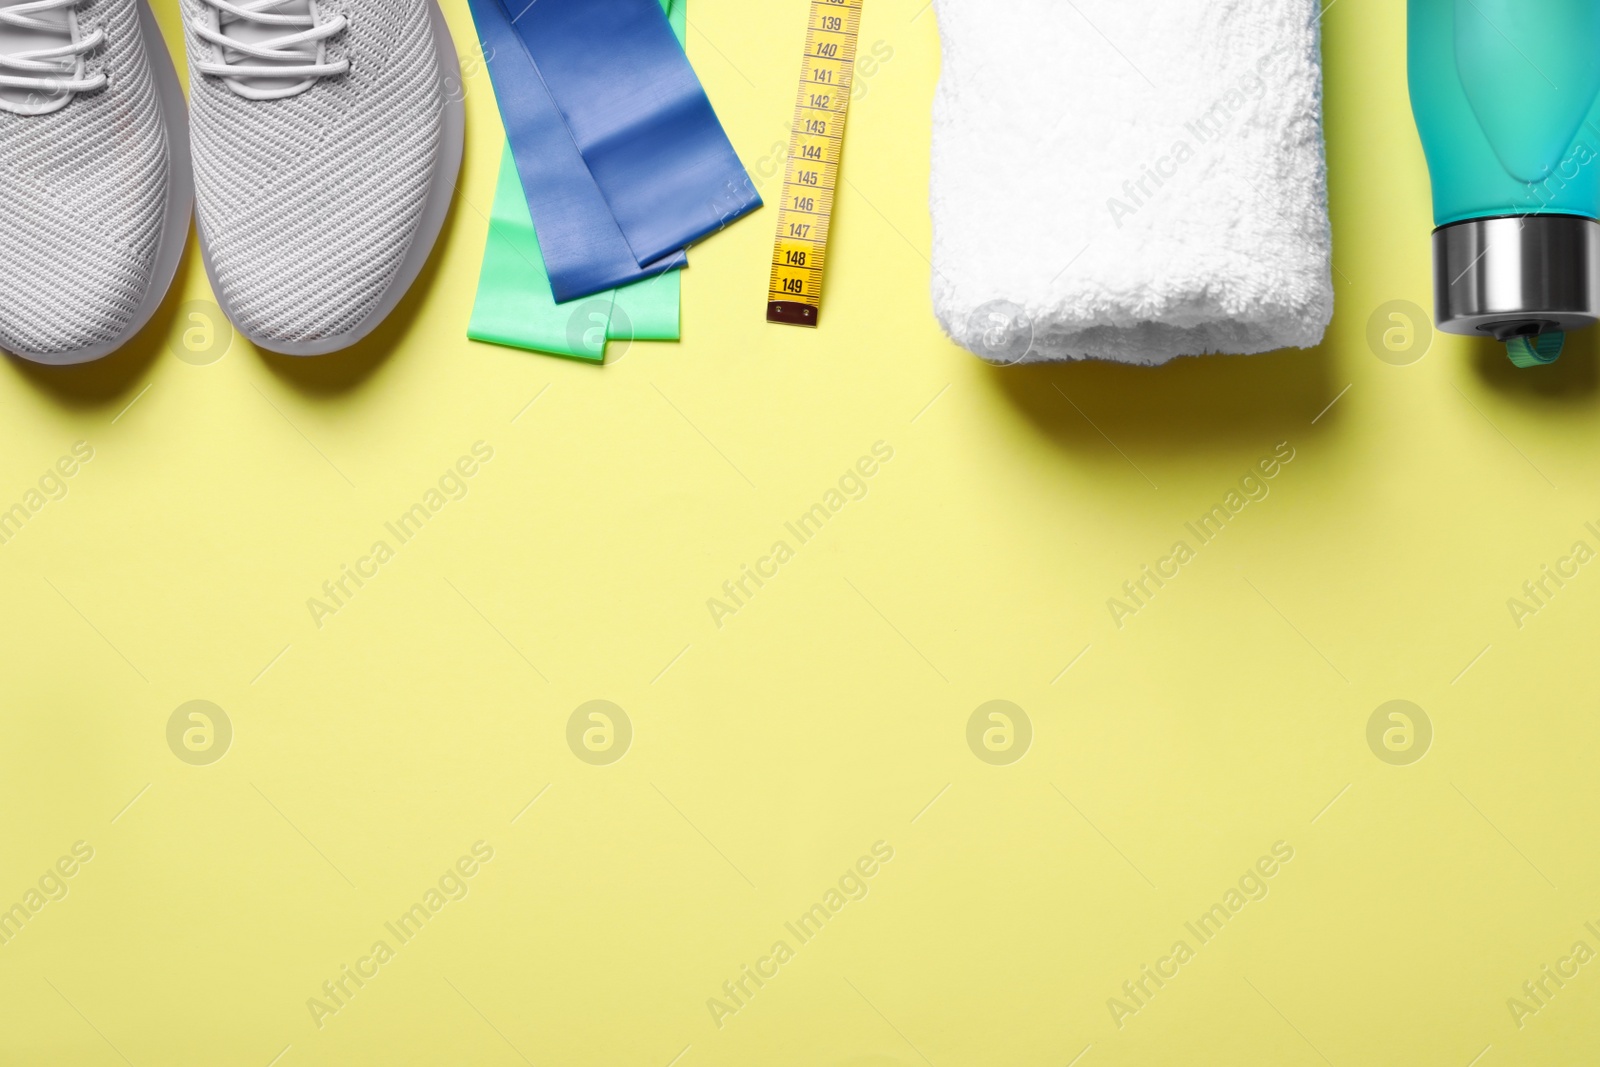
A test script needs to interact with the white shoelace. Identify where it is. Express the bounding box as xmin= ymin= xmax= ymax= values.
xmin=0 ymin=0 xmax=106 ymax=107
xmin=194 ymin=0 xmax=349 ymax=100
